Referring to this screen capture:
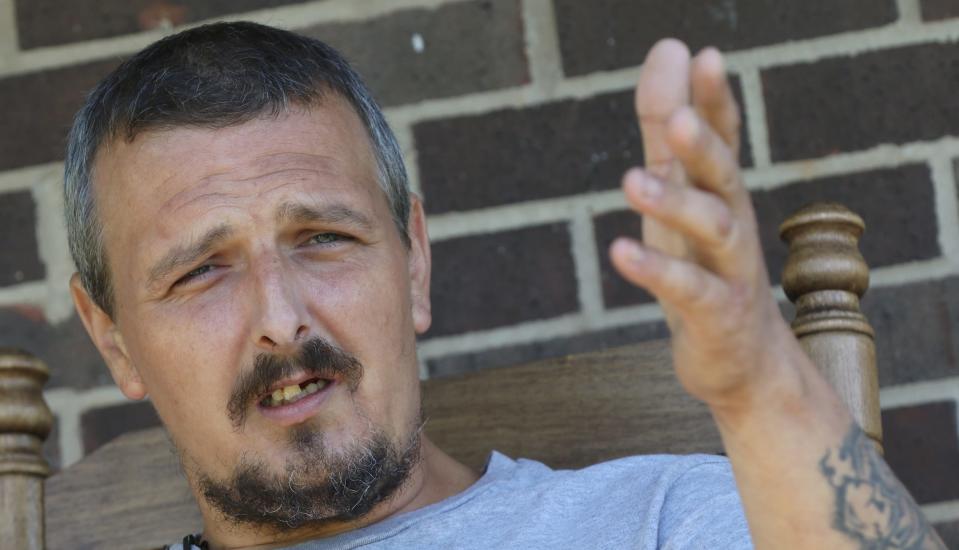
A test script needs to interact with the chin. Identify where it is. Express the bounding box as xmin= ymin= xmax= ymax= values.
xmin=197 ymin=420 xmax=422 ymax=530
